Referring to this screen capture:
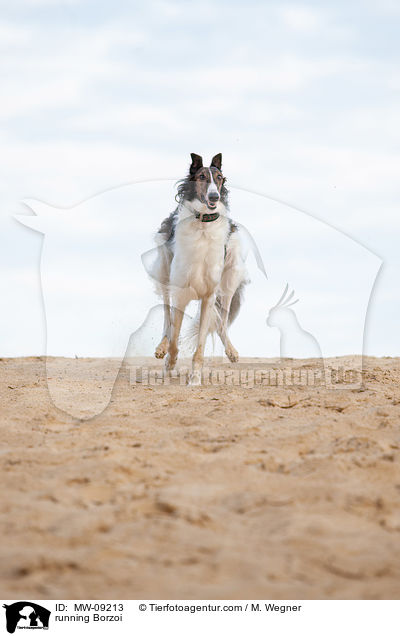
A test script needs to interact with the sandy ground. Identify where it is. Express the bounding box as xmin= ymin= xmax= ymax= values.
xmin=1 ymin=355 xmax=400 ymax=600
